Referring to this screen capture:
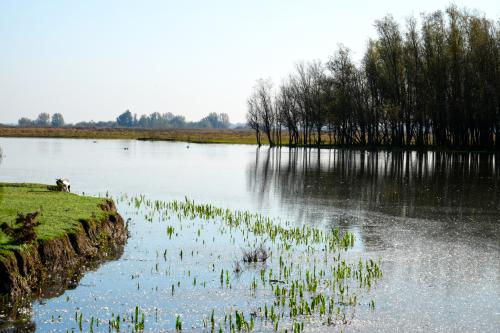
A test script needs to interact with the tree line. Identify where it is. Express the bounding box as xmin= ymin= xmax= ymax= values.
xmin=247 ymin=5 xmax=500 ymax=150
xmin=113 ymin=110 xmax=231 ymax=129
xmin=18 ymin=113 xmax=65 ymax=127
xmin=17 ymin=111 xmax=231 ymax=129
